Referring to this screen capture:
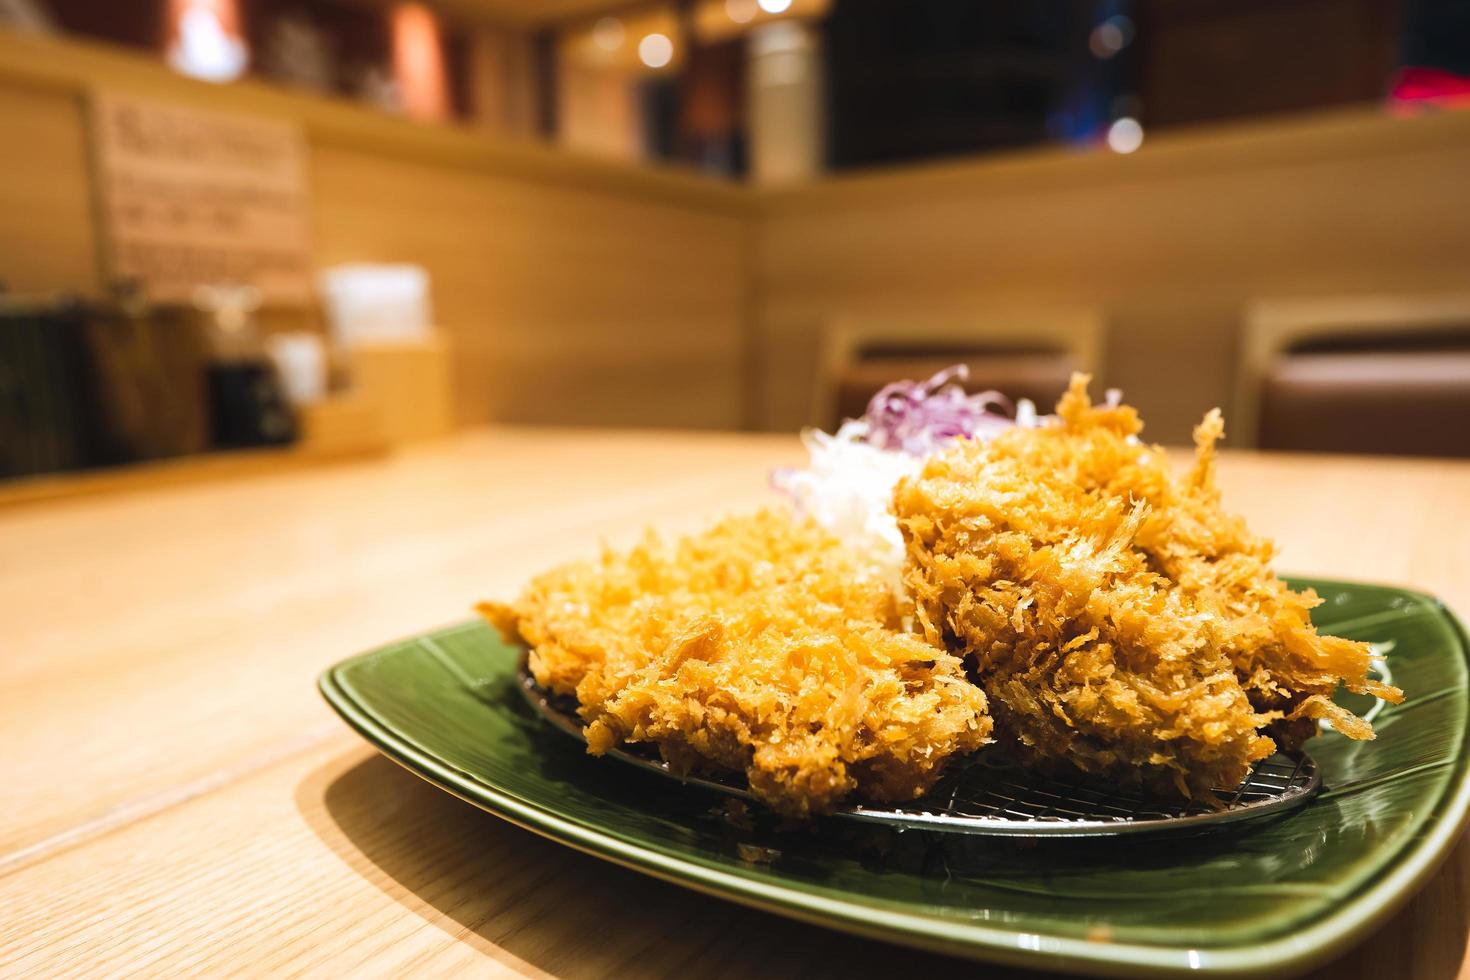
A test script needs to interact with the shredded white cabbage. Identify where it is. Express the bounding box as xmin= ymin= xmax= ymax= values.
xmin=772 ymin=420 xmax=921 ymax=586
